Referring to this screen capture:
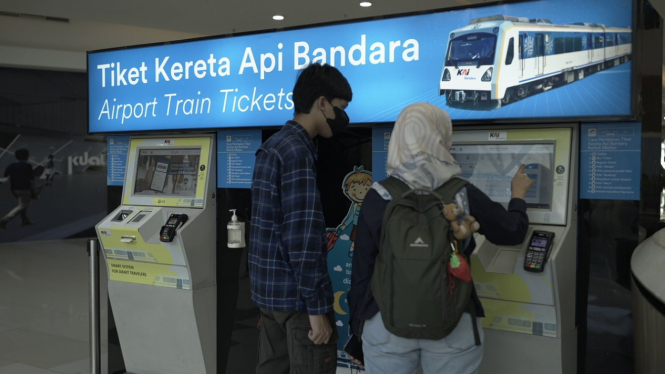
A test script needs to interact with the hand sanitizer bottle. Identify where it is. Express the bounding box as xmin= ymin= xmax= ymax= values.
xmin=227 ymin=209 xmax=246 ymax=248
